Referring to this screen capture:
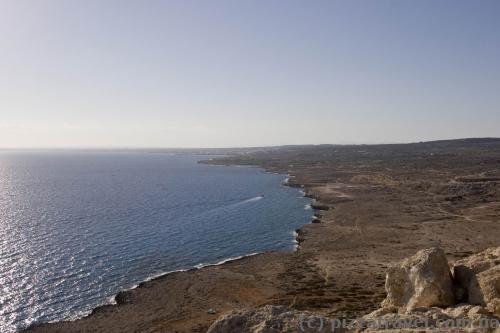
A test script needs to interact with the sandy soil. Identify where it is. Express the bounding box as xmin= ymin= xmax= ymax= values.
xmin=25 ymin=139 xmax=500 ymax=333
